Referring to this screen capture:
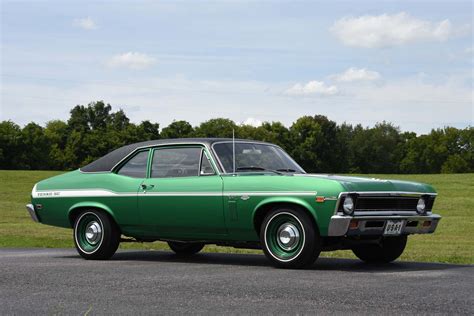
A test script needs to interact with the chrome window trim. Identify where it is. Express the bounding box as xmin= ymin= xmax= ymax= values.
xmin=111 ymin=142 xmax=220 ymax=175
xmin=149 ymin=145 xmax=216 ymax=179
xmin=199 ymin=148 xmax=217 ymax=176
xmin=210 ymin=141 xmax=306 ymax=175
xmin=115 ymin=149 xmax=150 ymax=178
